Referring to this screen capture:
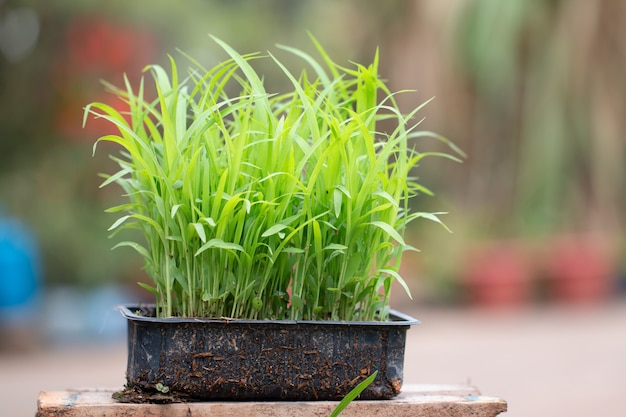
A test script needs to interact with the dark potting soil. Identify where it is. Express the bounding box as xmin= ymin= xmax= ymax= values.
xmin=112 ymin=385 xmax=190 ymax=404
